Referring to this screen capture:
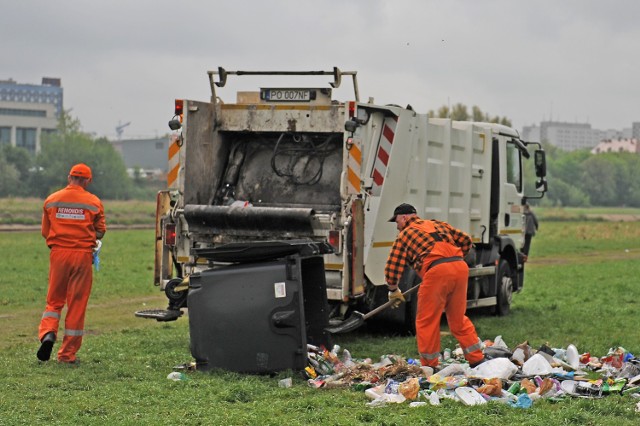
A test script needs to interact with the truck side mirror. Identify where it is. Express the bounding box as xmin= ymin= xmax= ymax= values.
xmin=168 ymin=119 xmax=182 ymax=130
xmin=344 ymin=120 xmax=359 ymax=134
xmin=534 ymin=150 xmax=546 ymax=178
xmin=536 ymin=178 xmax=548 ymax=193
